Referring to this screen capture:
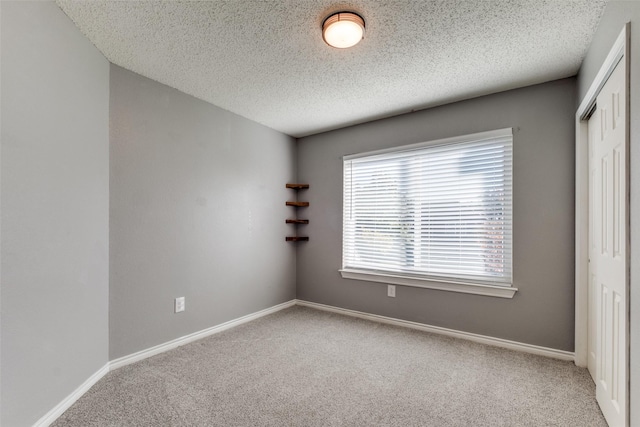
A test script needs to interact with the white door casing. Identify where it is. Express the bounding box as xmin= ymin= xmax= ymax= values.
xmin=588 ymin=58 xmax=628 ymax=427
xmin=588 ymin=107 xmax=598 ymax=382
